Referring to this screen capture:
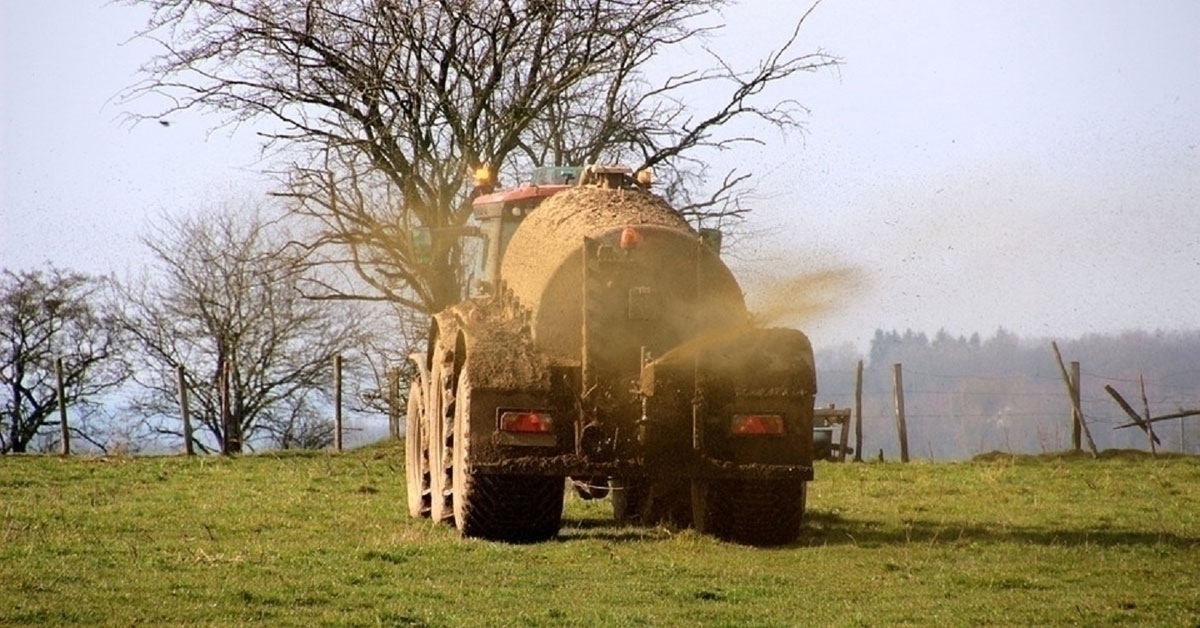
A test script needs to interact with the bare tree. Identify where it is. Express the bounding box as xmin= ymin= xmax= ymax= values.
xmin=121 ymin=0 xmax=839 ymax=314
xmin=118 ymin=204 xmax=374 ymax=453
xmin=0 ymin=267 xmax=129 ymax=454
